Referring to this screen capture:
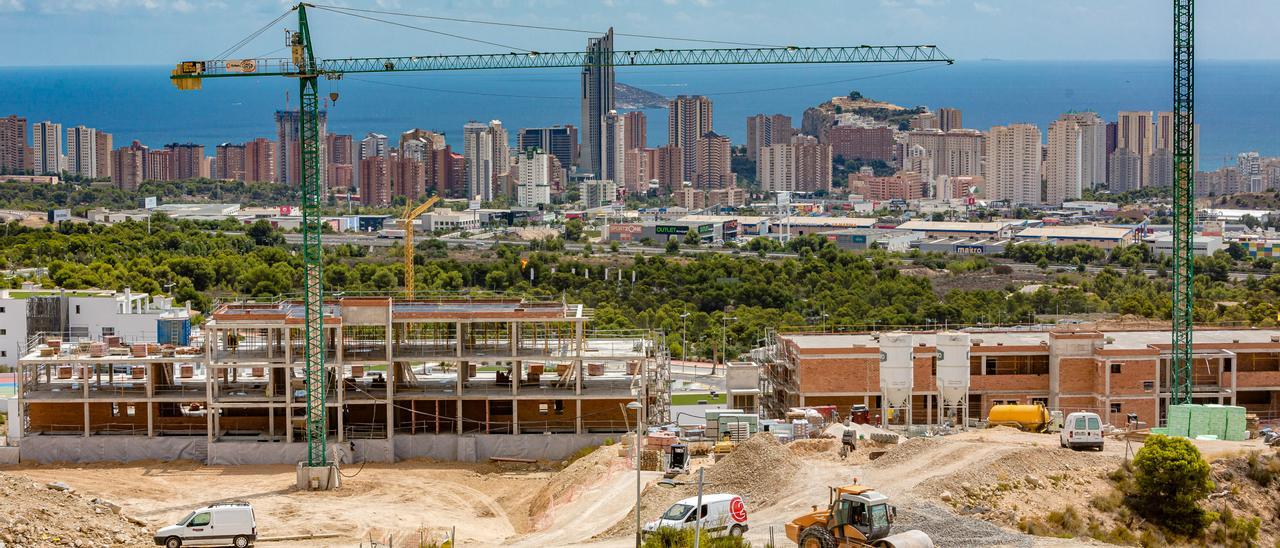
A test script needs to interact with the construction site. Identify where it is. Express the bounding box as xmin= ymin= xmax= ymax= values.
xmin=8 ymin=296 xmax=669 ymax=464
